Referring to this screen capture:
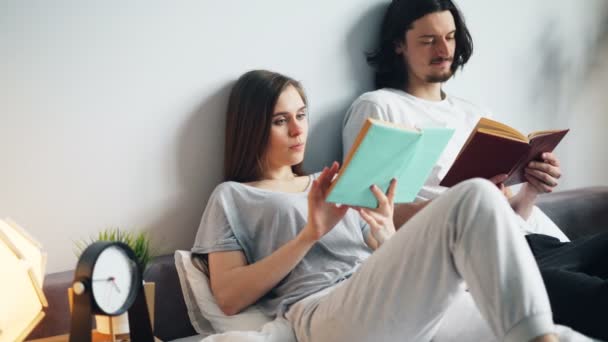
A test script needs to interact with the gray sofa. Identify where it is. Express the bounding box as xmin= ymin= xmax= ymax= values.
xmin=27 ymin=186 xmax=608 ymax=341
